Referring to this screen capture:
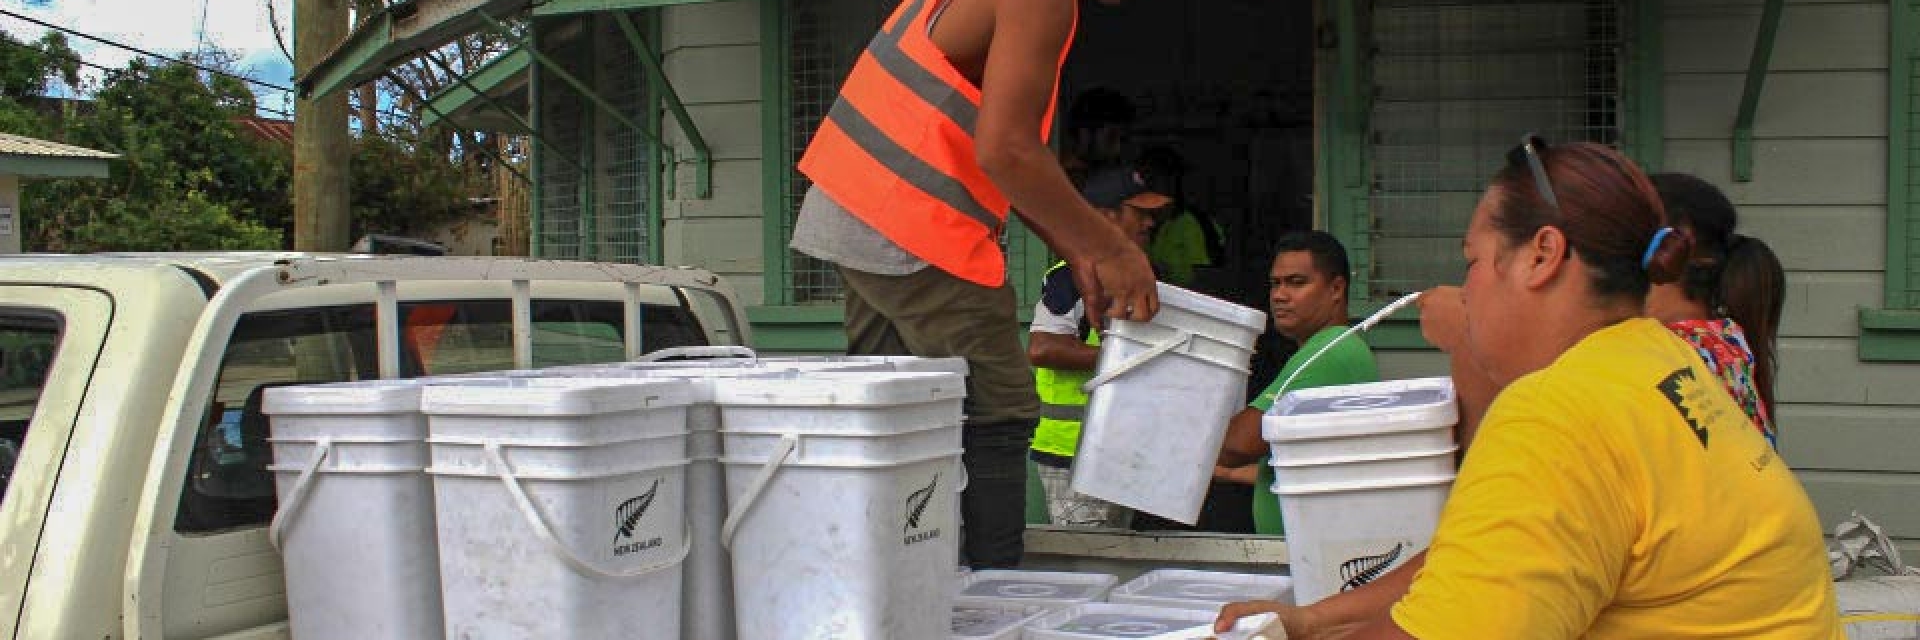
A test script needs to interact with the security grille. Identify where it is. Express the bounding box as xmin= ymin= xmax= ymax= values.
xmin=533 ymin=14 xmax=652 ymax=264
xmin=782 ymin=0 xmax=1040 ymax=307
xmin=1364 ymin=0 xmax=1623 ymax=300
